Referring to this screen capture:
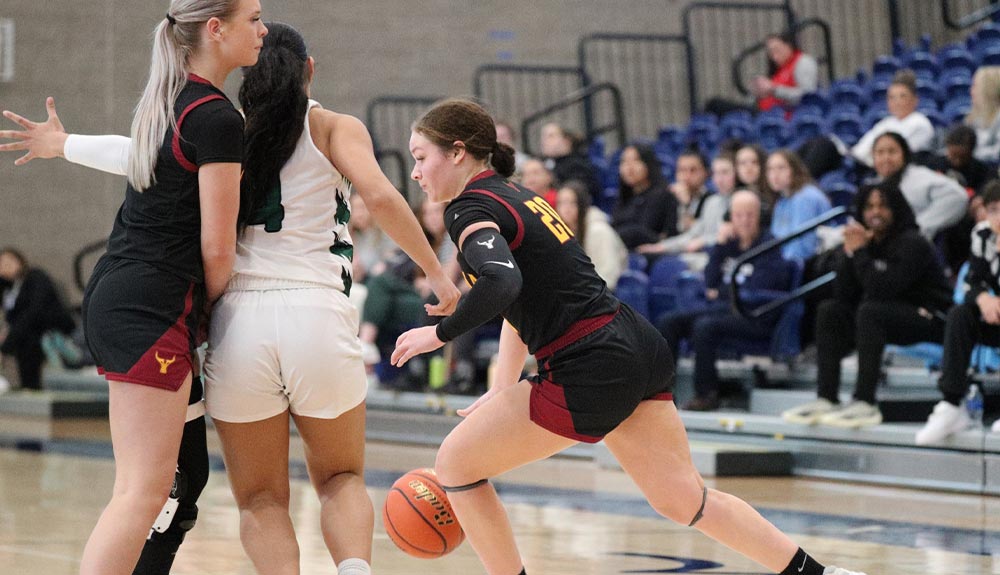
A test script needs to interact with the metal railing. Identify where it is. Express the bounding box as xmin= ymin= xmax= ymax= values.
xmin=732 ymin=17 xmax=835 ymax=97
xmin=730 ymin=206 xmax=847 ymax=320
xmin=365 ymin=95 xmax=441 ymax=200
xmin=943 ymin=0 xmax=1000 ymax=29
xmin=577 ymin=33 xmax=692 ymax=138
xmin=473 ymin=64 xmax=589 ymax=139
xmin=520 ymin=83 xmax=626 ymax=158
